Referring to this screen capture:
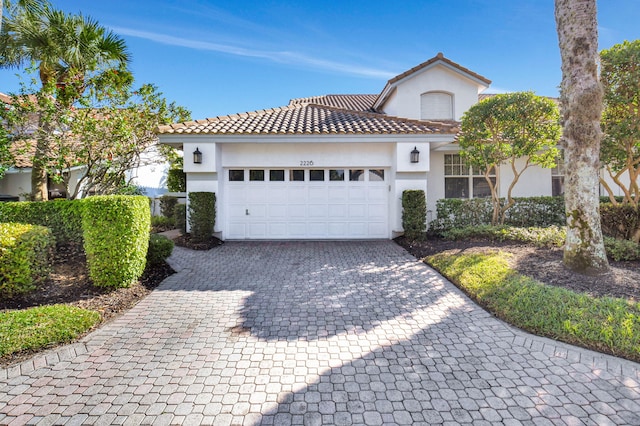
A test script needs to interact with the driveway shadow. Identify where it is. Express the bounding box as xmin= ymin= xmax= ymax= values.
xmin=165 ymin=241 xmax=477 ymax=342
